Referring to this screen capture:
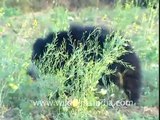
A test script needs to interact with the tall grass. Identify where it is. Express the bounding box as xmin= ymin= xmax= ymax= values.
xmin=0 ymin=1 xmax=158 ymax=119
